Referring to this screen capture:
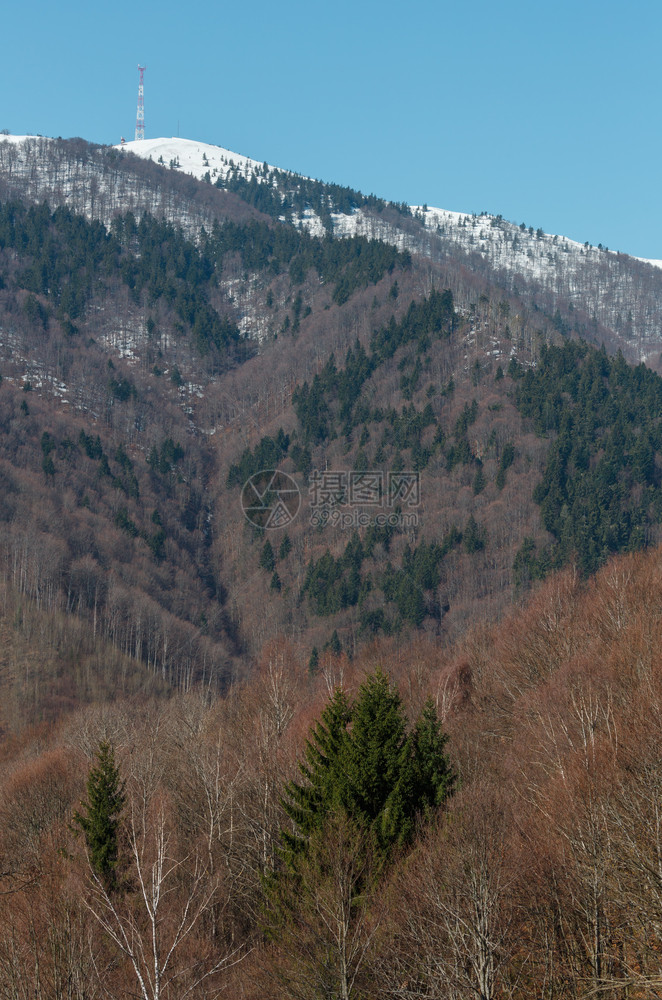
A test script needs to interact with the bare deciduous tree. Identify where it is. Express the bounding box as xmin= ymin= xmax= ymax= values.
xmin=387 ymin=786 xmax=521 ymax=1000
xmin=81 ymin=799 xmax=246 ymax=1000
